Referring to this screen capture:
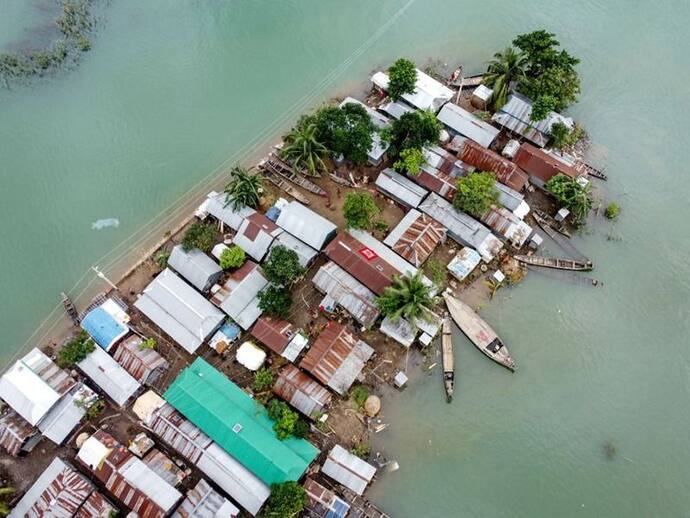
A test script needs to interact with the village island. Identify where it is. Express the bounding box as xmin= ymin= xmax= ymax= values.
xmin=0 ymin=29 xmax=616 ymax=518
